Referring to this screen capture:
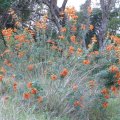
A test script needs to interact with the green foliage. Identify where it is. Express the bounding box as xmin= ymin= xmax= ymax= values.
xmin=0 ymin=3 xmax=120 ymax=120
xmin=0 ymin=0 xmax=15 ymax=12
